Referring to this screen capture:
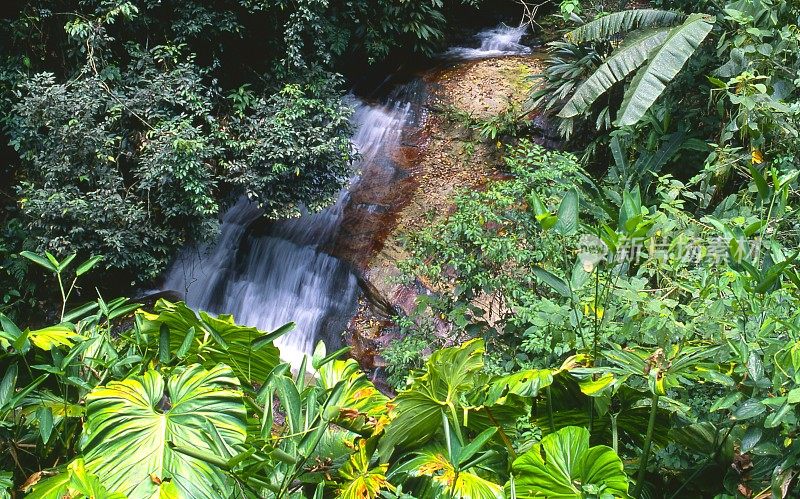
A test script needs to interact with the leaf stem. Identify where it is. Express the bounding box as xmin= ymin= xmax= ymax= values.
xmin=57 ymin=272 xmax=67 ymax=322
xmin=633 ymin=391 xmax=659 ymax=498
